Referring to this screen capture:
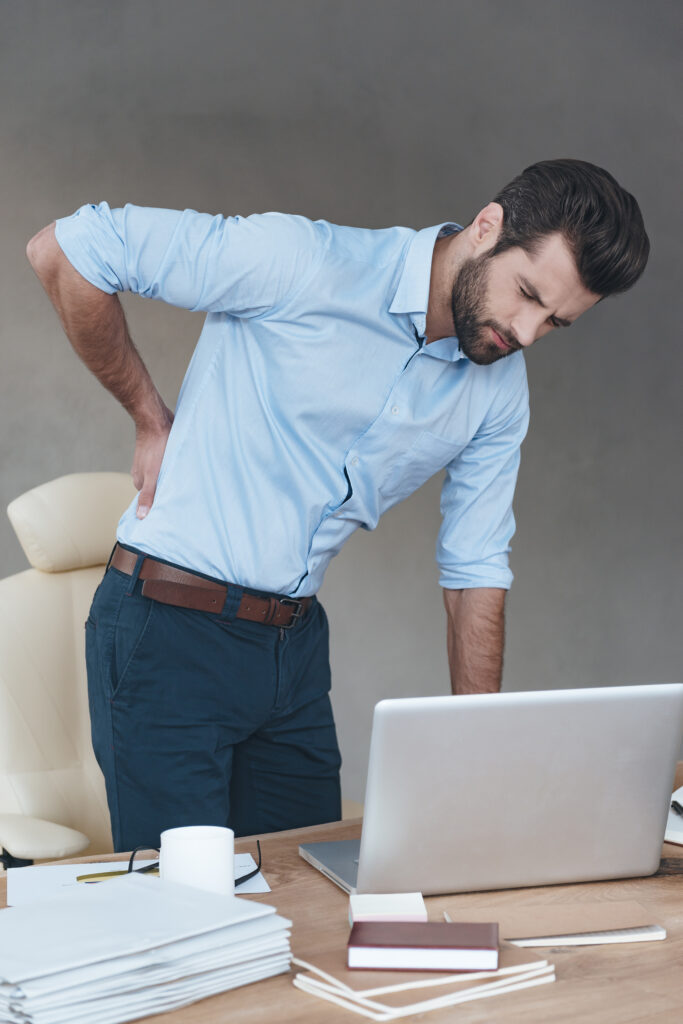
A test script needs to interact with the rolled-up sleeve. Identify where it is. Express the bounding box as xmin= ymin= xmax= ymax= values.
xmin=54 ymin=202 xmax=323 ymax=315
xmin=437 ymin=355 xmax=530 ymax=591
